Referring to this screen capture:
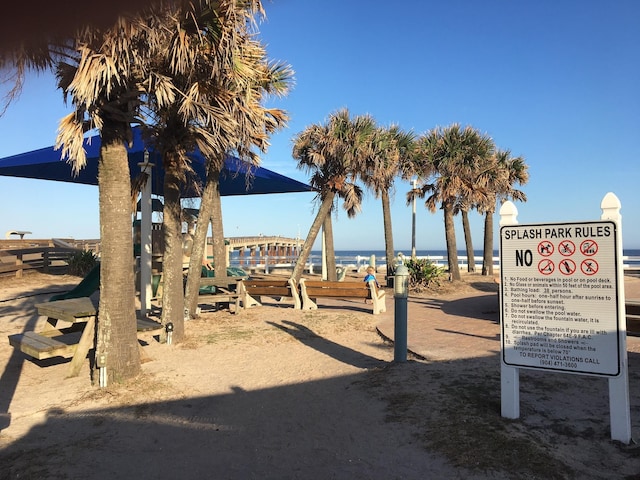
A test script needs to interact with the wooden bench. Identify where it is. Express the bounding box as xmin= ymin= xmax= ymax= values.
xmin=237 ymin=278 xmax=301 ymax=309
xmin=299 ymin=279 xmax=386 ymax=315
